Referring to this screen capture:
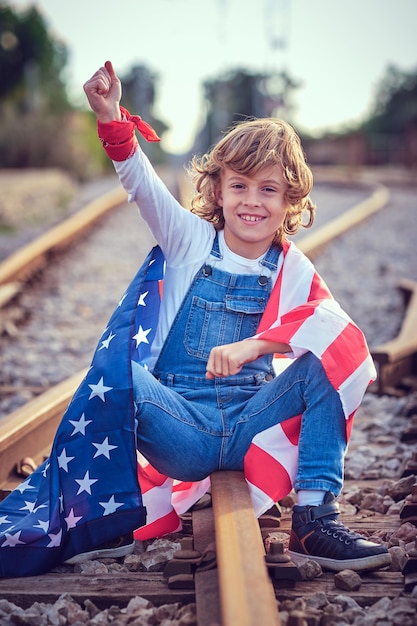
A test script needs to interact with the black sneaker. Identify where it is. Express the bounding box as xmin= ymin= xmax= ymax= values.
xmin=64 ymin=533 xmax=135 ymax=564
xmin=288 ymin=492 xmax=391 ymax=572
